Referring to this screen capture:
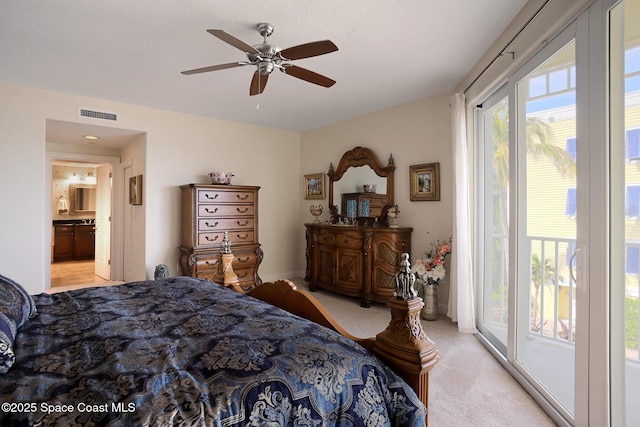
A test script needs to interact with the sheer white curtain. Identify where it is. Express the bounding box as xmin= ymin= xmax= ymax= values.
xmin=448 ymin=92 xmax=475 ymax=333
